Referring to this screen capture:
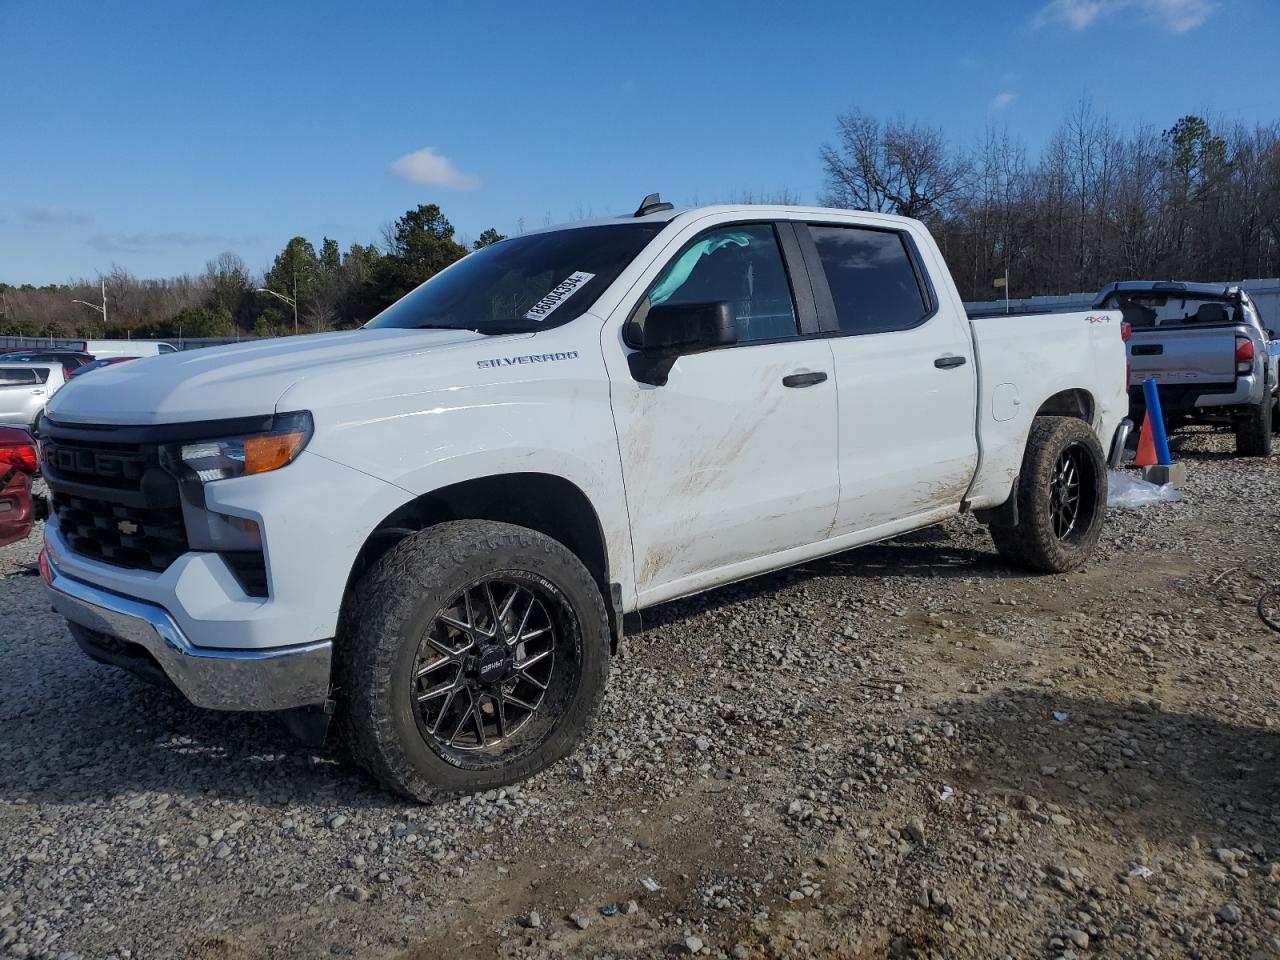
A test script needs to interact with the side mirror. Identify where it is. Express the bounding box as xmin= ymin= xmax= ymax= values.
xmin=628 ymin=301 xmax=737 ymax=385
